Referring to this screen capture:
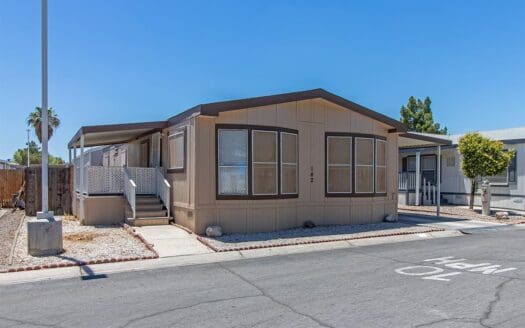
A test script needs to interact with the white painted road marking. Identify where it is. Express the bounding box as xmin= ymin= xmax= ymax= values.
xmin=395 ymin=256 xmax=517 ymax=282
